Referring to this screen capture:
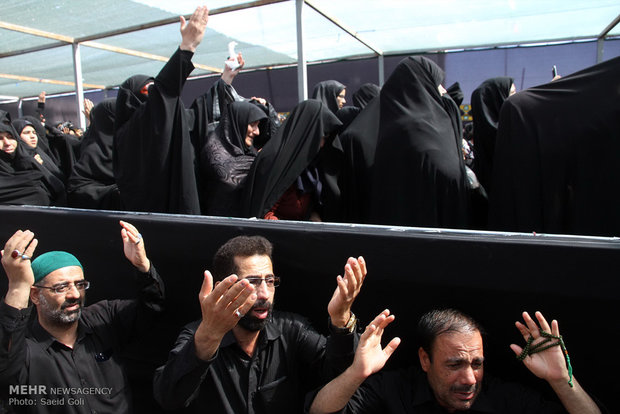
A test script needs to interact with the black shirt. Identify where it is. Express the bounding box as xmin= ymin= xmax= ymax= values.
xmin=0 ymin=266 xmax=164 ymax=414
xmin=306 ymin=367 xmax=575 ymax=414
xmin=154 ymin=311 xmax=357 ymax=413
